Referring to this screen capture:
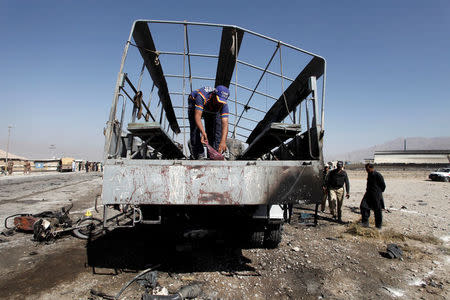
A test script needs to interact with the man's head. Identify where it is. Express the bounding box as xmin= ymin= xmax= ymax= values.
xmin=365 ymin=163 xmax=375 ymax=173
xmin=324 ymin=165 xmax=329 ymax=171
xmin=337 ymin=161 xmax=344 ymax=170
xmin=214 ymin=85 xmax=229 ymax=105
